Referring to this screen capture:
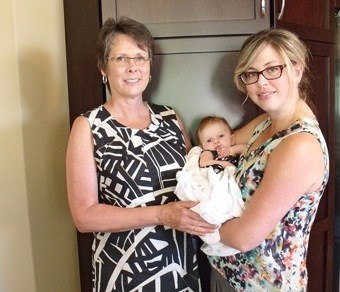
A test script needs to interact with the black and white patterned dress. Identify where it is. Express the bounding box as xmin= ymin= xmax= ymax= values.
xmin=83 ymin=103 xmax=200 ymax=292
